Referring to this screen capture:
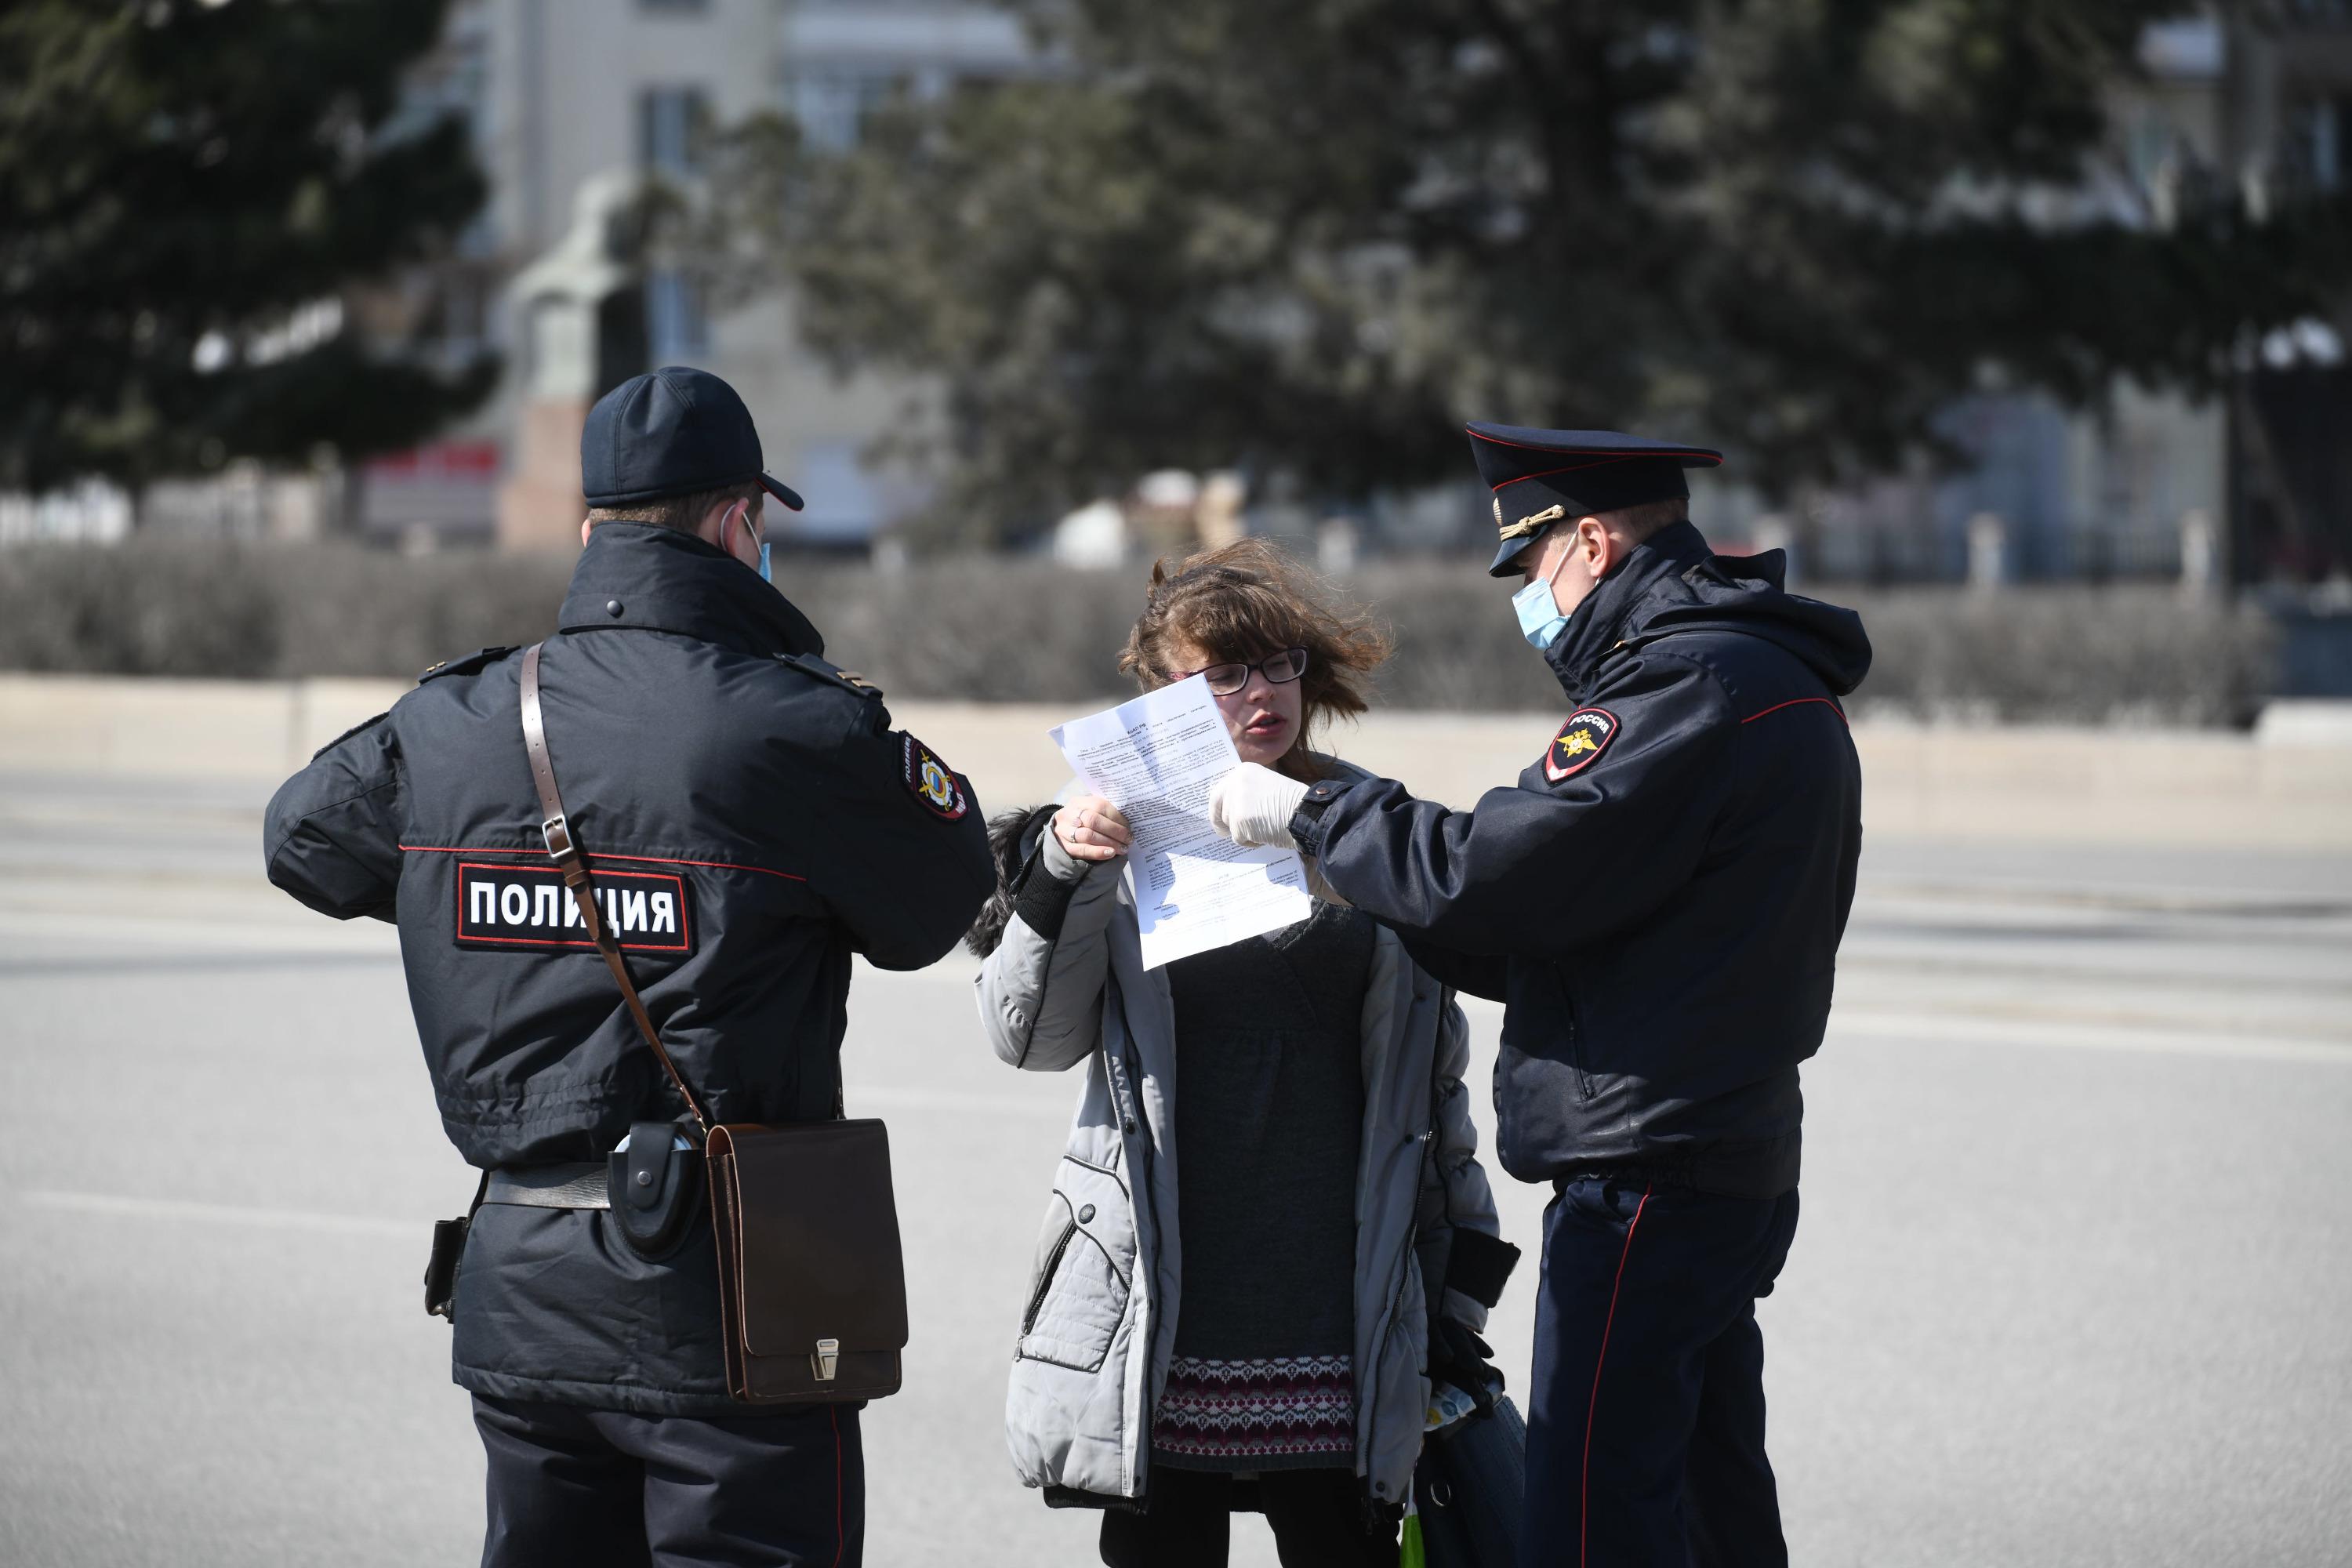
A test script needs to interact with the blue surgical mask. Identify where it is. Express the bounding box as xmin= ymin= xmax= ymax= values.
xmin=1512 ymin=571 xmax=1569 ymax=650
xmin=757 ymin=541 xmax=772 ymax=583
